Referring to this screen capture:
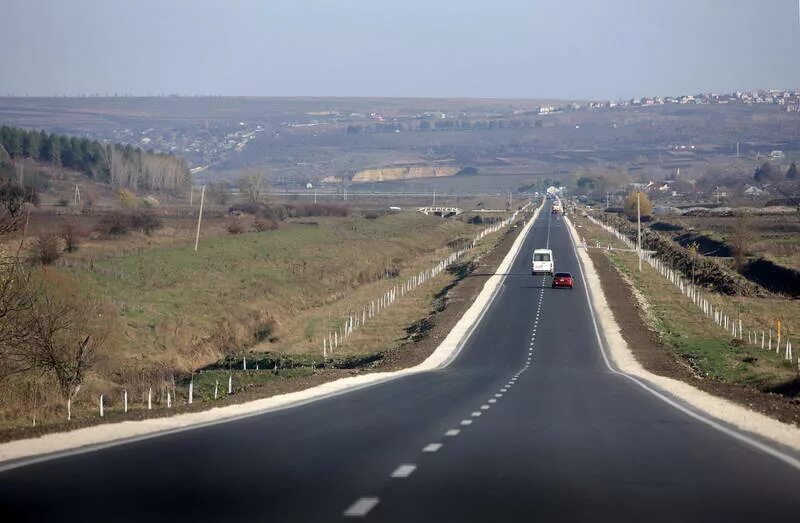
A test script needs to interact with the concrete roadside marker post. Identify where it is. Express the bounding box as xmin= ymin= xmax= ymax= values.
xmin=214 ymin=380 xmax=219 ymax=400
xmin=167 ymin=392 xmax=171 ymax=409
xmin=99 ymin=395 xmax=104 ymax=417
xmin=228 ymin=374 xmax=232 ymax=395
xmin=124 ymin=390 xmax=128 ymax=413
xmin=188 ymin=377 xmax=193 ymax=405
xmin=67 ymin=398 xmax=71 ymax=421
xmin=148 ymin=388 xmax=152 ymax=410
xmin=193 ymin=185 xmax=205 ymax=252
